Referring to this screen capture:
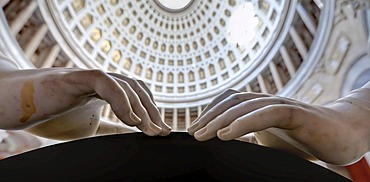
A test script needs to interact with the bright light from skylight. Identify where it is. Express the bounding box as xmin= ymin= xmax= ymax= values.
xmin=156 ymin=0 xmax=193 ymax=11
xmin=227 ymin=2 xmax=259 ymax=47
